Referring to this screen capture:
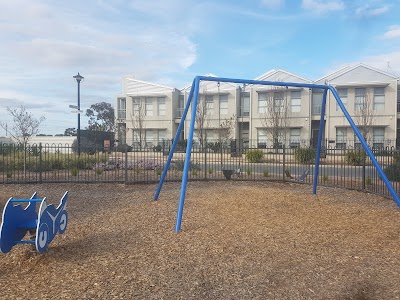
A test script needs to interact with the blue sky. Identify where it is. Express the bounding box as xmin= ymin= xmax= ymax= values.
xmin=1 ymin=0 xmax=400 ymax=136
